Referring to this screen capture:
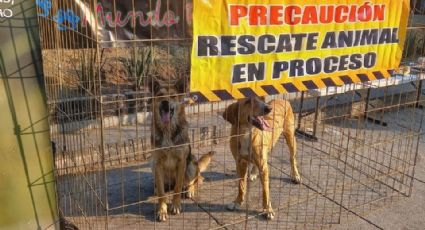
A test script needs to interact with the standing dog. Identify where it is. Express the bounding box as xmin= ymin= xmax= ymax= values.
xmin=150 ymin=77 xmax=213 ymax=221
xmin=222 ymin=97 xmax=301 ymax=220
